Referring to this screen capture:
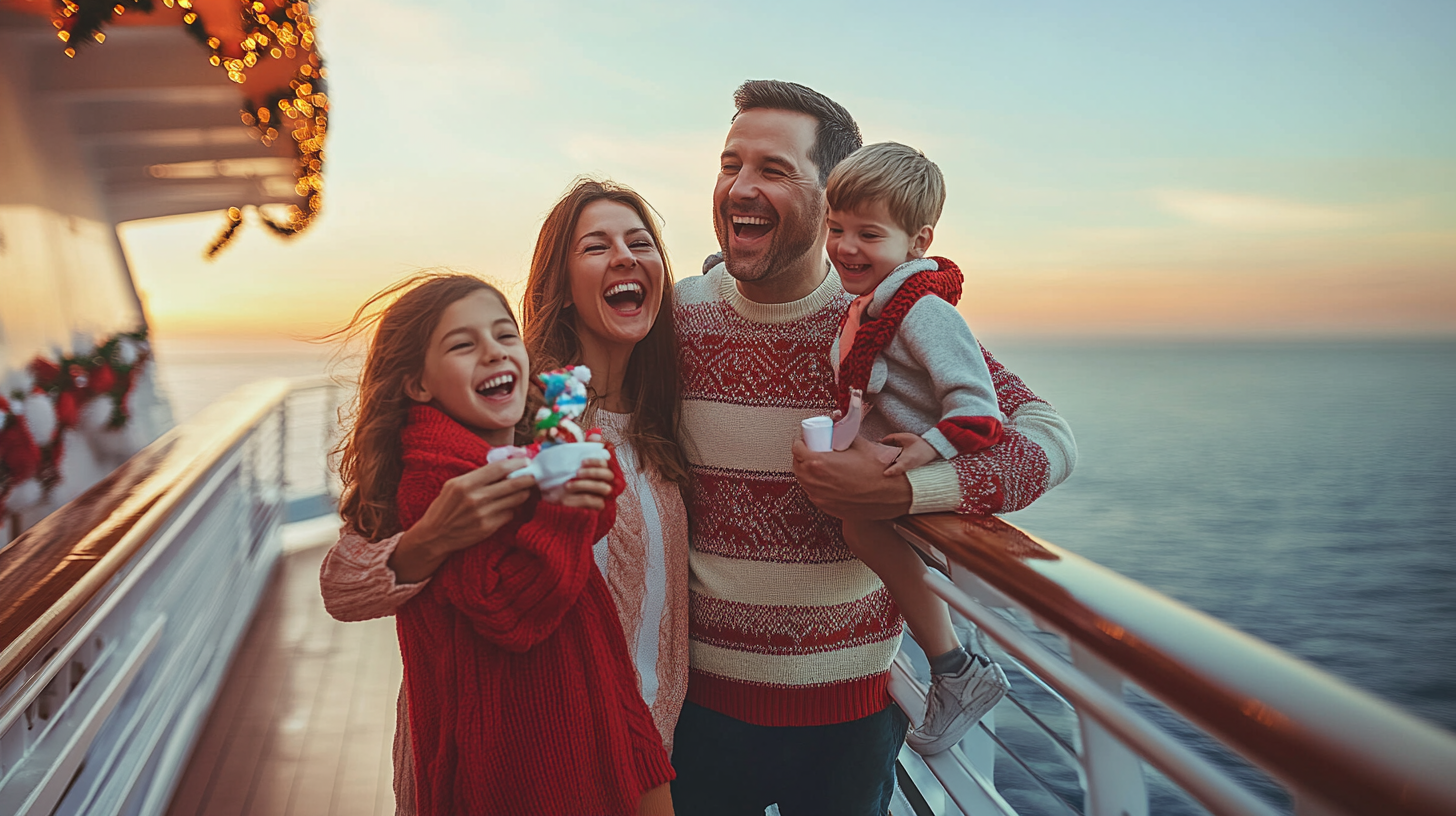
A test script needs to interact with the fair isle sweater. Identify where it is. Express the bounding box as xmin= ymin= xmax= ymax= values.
xmin=675 ymin=262 xmax=1076 ymax=727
